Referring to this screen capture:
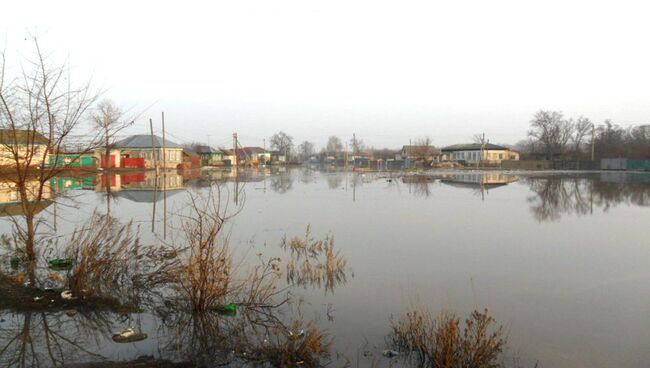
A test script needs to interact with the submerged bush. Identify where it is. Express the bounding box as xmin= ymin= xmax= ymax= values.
xmin=389 ymin=308 xmax=506 ymax=368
